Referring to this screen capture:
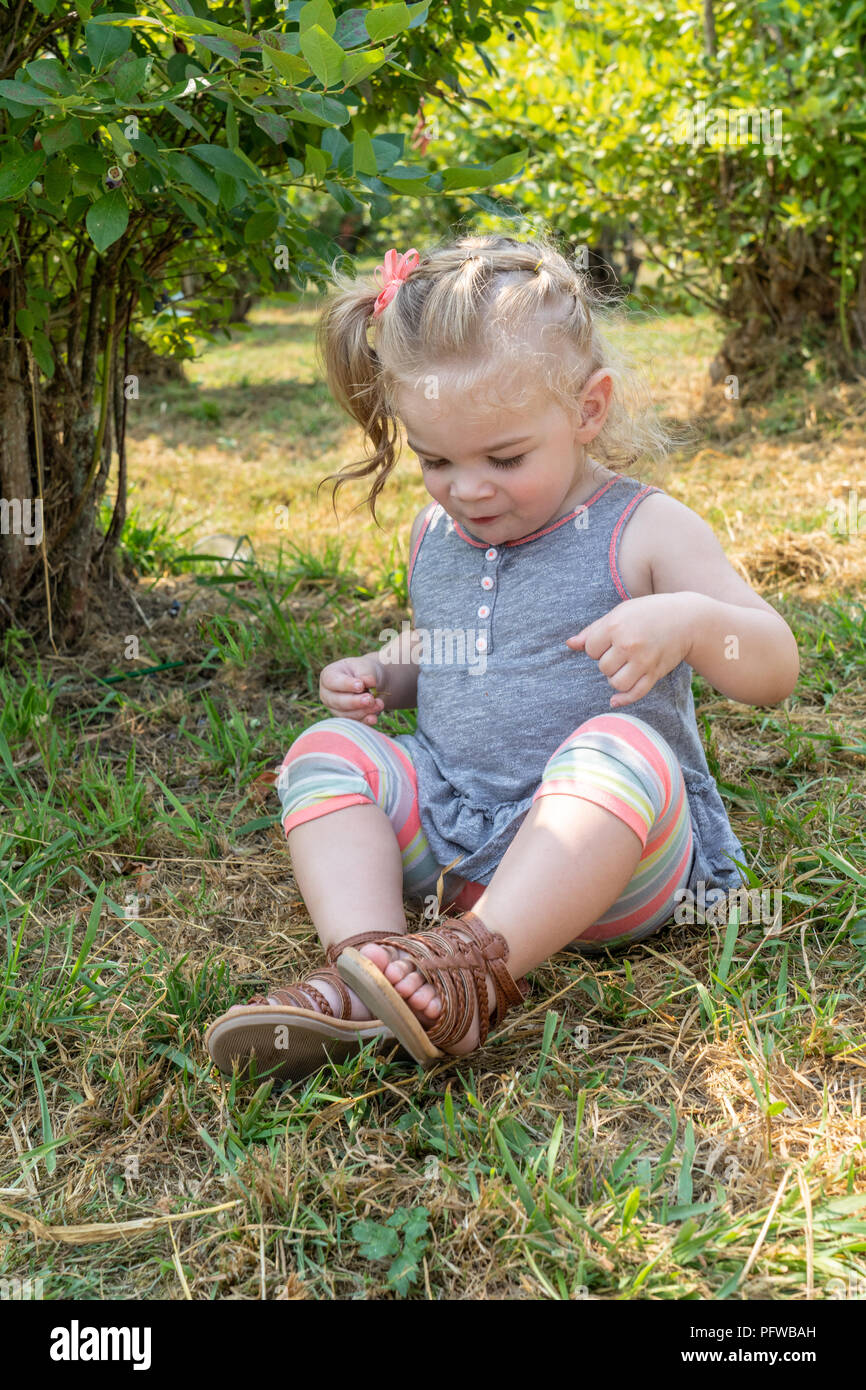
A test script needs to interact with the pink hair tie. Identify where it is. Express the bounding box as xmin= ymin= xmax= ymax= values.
xmin=370 ymin=247 xmax=420 ymax=318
